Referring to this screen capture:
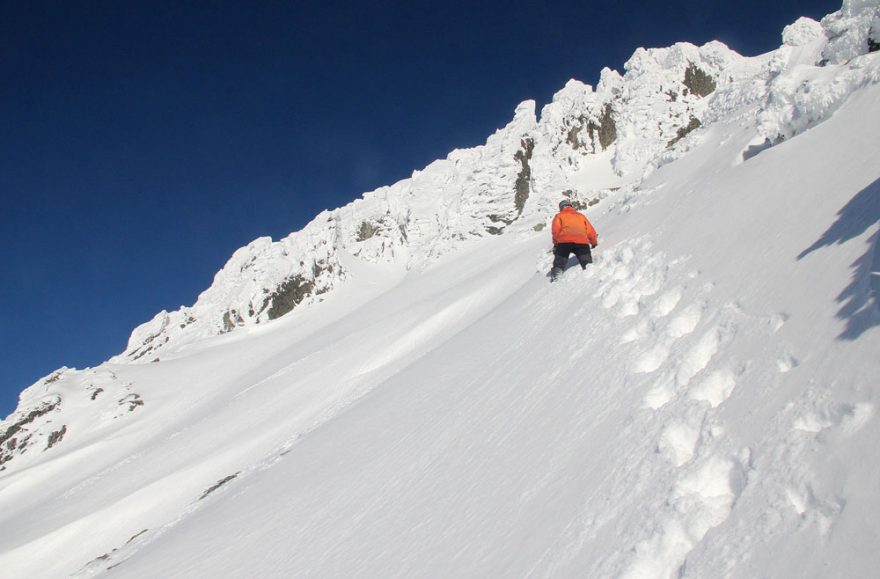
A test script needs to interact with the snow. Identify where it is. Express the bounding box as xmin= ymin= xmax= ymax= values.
xmin=822 ymin=0 xmax=880 ymax=63
xmin=783 ymin=17 xmax=826 ymax=47
xmin=1 ymin=1 xmax=879 ymax=577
